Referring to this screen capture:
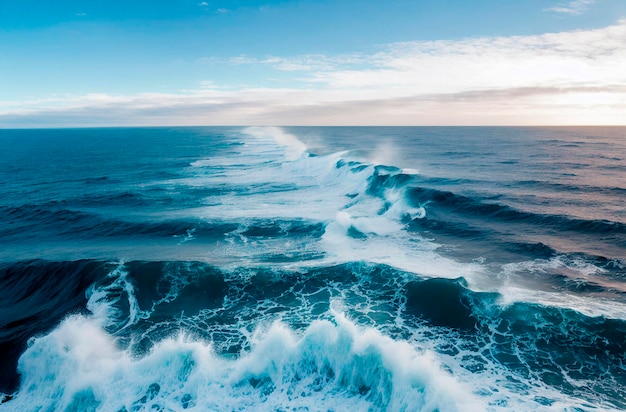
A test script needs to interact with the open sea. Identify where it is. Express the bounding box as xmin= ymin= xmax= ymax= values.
xmin=0 ymin=126 xmax=625 ymax=411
